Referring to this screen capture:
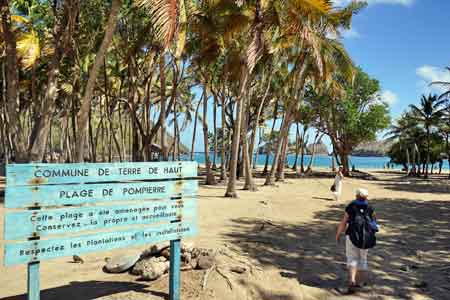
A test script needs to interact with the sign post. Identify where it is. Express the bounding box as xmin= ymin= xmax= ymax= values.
xmin=169 ymin=239 xmax=181 ymax=300
xmin=3 ymin=161 xmax=198 ymax=300
xmin=27 ymin=261 xmax=40 ymax=300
